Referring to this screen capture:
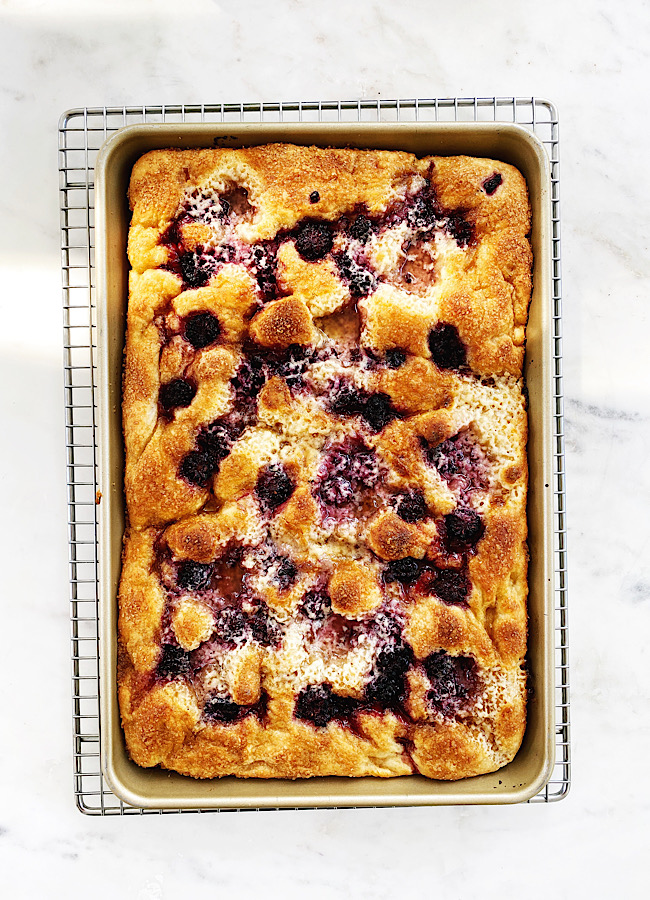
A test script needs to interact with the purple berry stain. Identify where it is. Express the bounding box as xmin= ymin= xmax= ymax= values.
xmin=426 ymin=430 xmax=489 ymax=503
xmin=316 ymin=439 xmax=379 ymax=509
